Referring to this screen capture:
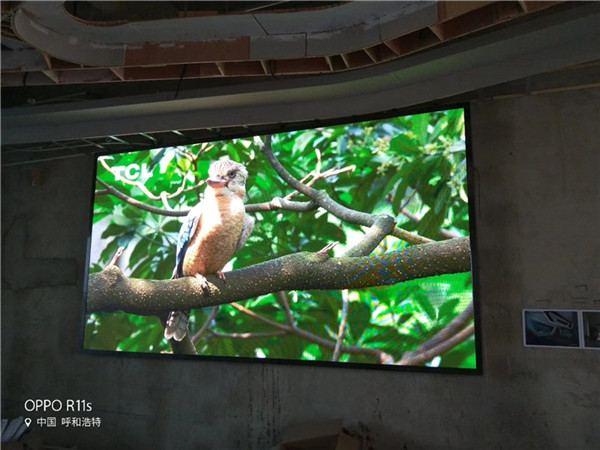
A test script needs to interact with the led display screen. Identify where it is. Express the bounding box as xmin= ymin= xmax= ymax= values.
xmin=83 ymin=106 xmax=481 ymax=372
